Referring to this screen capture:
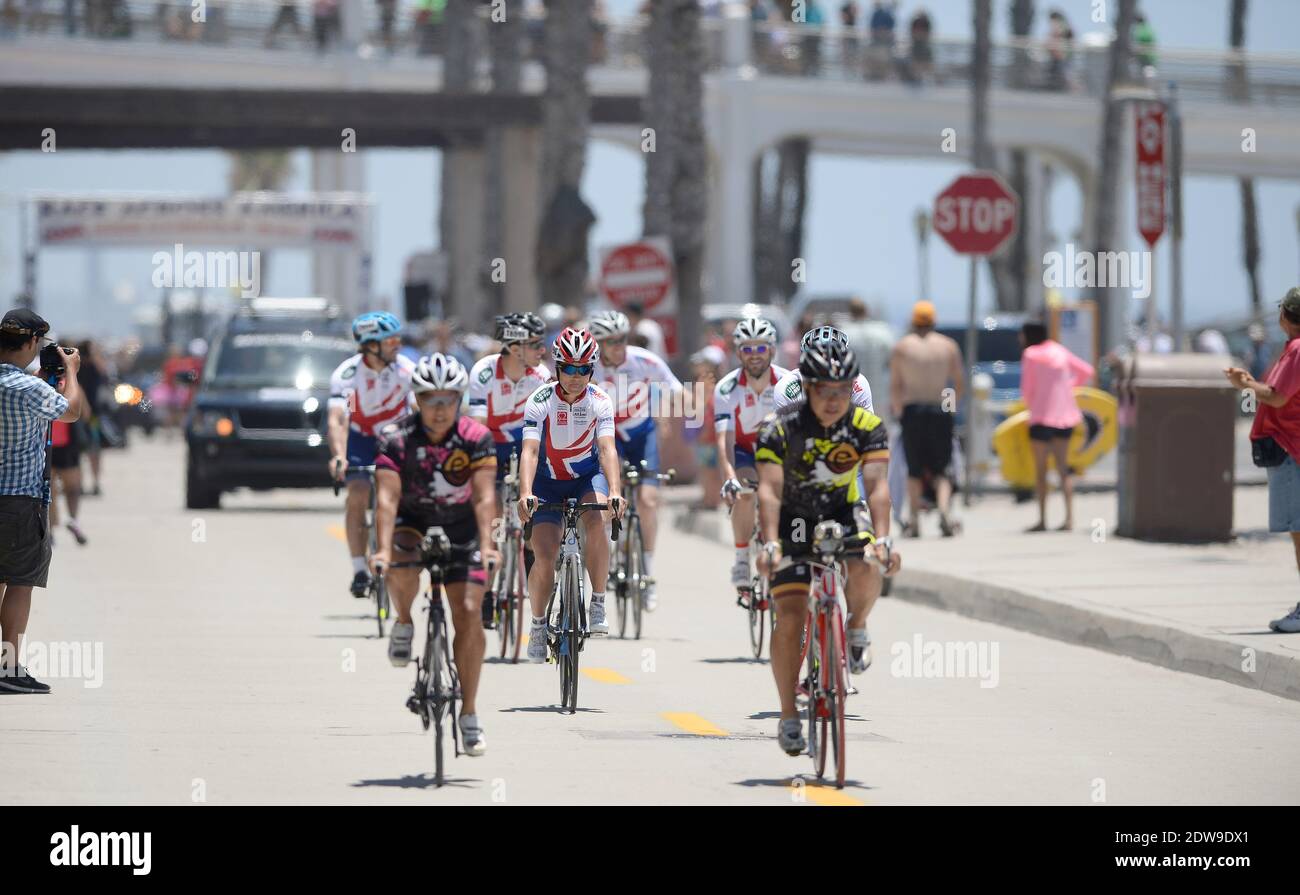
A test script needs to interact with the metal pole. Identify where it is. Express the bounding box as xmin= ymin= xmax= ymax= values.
xmin=1168 ymin=84 xmax=1185 ymax=351
xmin=964 ymin=255 xmax=979 ymax=508
xmin=19 ymin=197 xmax=34 ymax=310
